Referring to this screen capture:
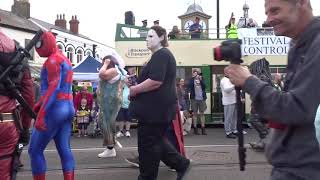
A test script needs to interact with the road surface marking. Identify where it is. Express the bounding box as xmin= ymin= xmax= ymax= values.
xmin=34 ymin=144 xmax=240 ymax=152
